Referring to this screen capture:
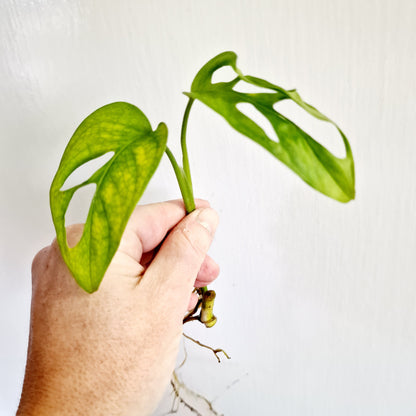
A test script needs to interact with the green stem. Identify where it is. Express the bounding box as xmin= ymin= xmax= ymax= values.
xmin=165 ymin=147 xmax=195 ymax=213
xmin=179 ymin=99 xmax=212 ymax=296
xmin=166 ymin=99 xmax=212 ymax=308
xmin=181 ymin=97 xmax=195 ymax=194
